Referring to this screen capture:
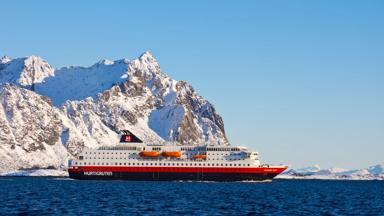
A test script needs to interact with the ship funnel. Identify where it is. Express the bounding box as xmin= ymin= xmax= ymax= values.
xmin=120 ymin=130 xmax=143 ymax=143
